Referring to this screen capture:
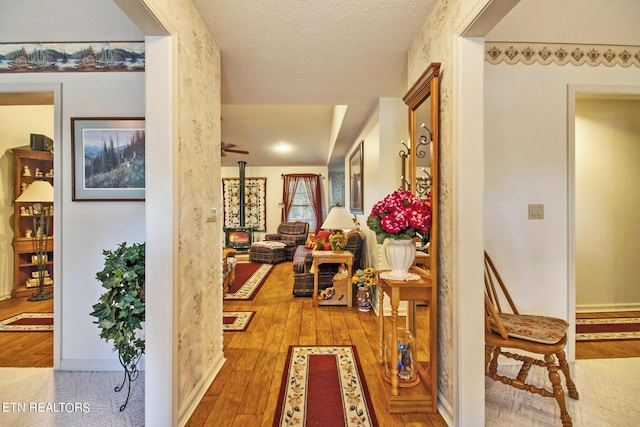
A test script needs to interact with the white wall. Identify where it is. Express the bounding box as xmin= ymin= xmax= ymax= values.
xmin=346 ymin=97 xmax=407 ymax=270
xmin=484 ymin=63 xmax=640 ymax=322
xmin=221 ymin=165 xmax=329 ymax=236
xmin=0 ymin=73 xmax=145 ymax=369
xmin=575 ymin=98 xmax=640 ymax=311
xmin=0 ymin=105 xmax=54 ymax=299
